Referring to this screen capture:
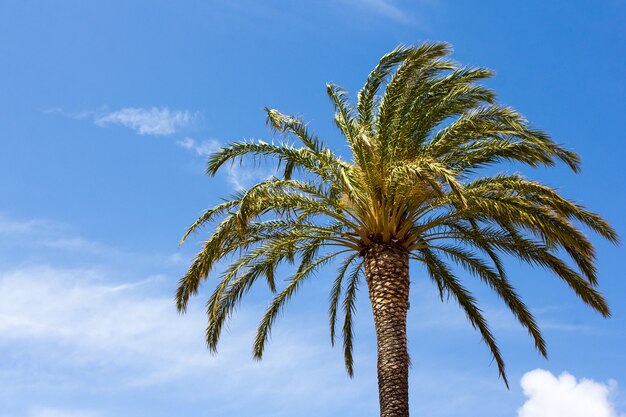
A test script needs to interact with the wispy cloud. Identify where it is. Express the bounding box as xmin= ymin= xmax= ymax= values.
xmin=0 ymin=213 xmax=180 ymax=271
xmin=42 ymin=107 xmax=96 ymax=120
xmin=0 ymin=214 xmax=56 ymax=235
xmin=25 ymin=407 xmax=100 ymax=417
xmin=177 ymin=137 xmax=274 ymax=191
xmin=175 ymin=137 xmax=221 ymax=157
xmin=40 ymin=237 xmax=120 ymax=257
xmin=343 ymin=0 xmax=411 ymax=23
xmin=225 ymin=162 xmax=276 ymax=191
xmin=0 ymin=263 xmax=377 ymax=416
xmin=94 ymin=107 xmax=194 ymax=135
xmin=0 ymin=213 xmax=115 ymax=257
xmin=46 ymin=107 xmax=195 ymax=135
xmin=0 ymin=265 xmax=210 ymax=382
xmin=518 ymin=369 xmax=623 ymax=417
